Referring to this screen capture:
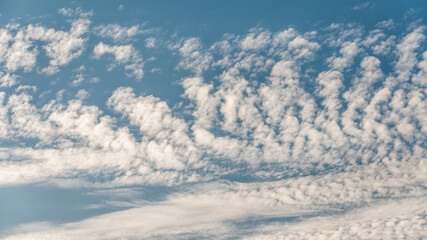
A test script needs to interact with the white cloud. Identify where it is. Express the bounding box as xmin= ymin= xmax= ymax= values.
xmin=75 ymin=89 xmax=89 ymax=100
xmin=94 ymin=24 xmax=143 ymax=42
xmin=3 ymin=169 xmax=426 ymax=239
xmin=177 ymin=37 xmax=213 ymax=75
xmin=376 ymin=19 xmax=394 ymax=29
xmin=2 ymin=184 xmax=312 ymax=239
xmin=58 ymin=7 xmax=93 ymax=18
xmin=93 ymin=42 xmax=133 ymax=63
xmin=40 ymin=19 xmax=90 ymax=74
xmin=0 ymin=72 xmax=18 ymax=87
xmin=353 ymin=2 xmax=371 ymax=10
xmin=107 ymin=87 xmax=199 ymax=169
xmin=0 ymin=17 xmax=90 ymax=75
xmin=0 ymin=92 xmax=8 ymax=138
xmin=412 ymin=51 xmax=427 ymax=86
xmin=241 ymin=29 xmax=271 ymax=51
xmin=145 ymin=37 xmax=156 ymax=48
xmin=286 ymin=35 xmax=320 ymax=59
xmin=329 ymin=41 xmax=360 ymax=70
xmin=71 ymin=65 xmax=86 ymax=86
xmin=0 ymin=28 xmax=12 ymax=63
xmin=395 ymin=26 xmax=425 ymax=82
xmin=5 ymin=30 xmax=38 ymax=72
xmin=58 ymin=7 xmax=73 ymax=17
xmin=245 ymin=197 xmax=427 ymax=239
xmin=363 ymin=29 xmax=385 ymax=47
xmin=372 ymin=35 xmax=395 ymax=55
xmin=0 ymin=23 xmax=424 ymax=189
xmin=93 ymin=42 xmax=144 ymax=79
xmin=316 ymin=70 xmax=344 ymax=120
